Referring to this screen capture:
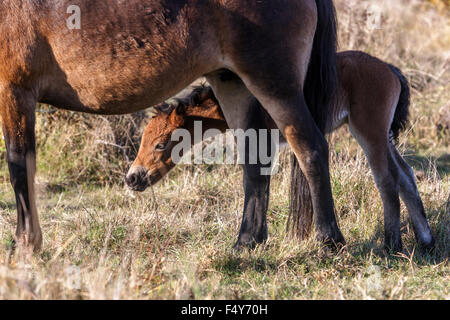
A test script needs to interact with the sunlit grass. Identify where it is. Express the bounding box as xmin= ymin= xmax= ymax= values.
xmin=0 ymin=0 xmax=448 ymax=300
